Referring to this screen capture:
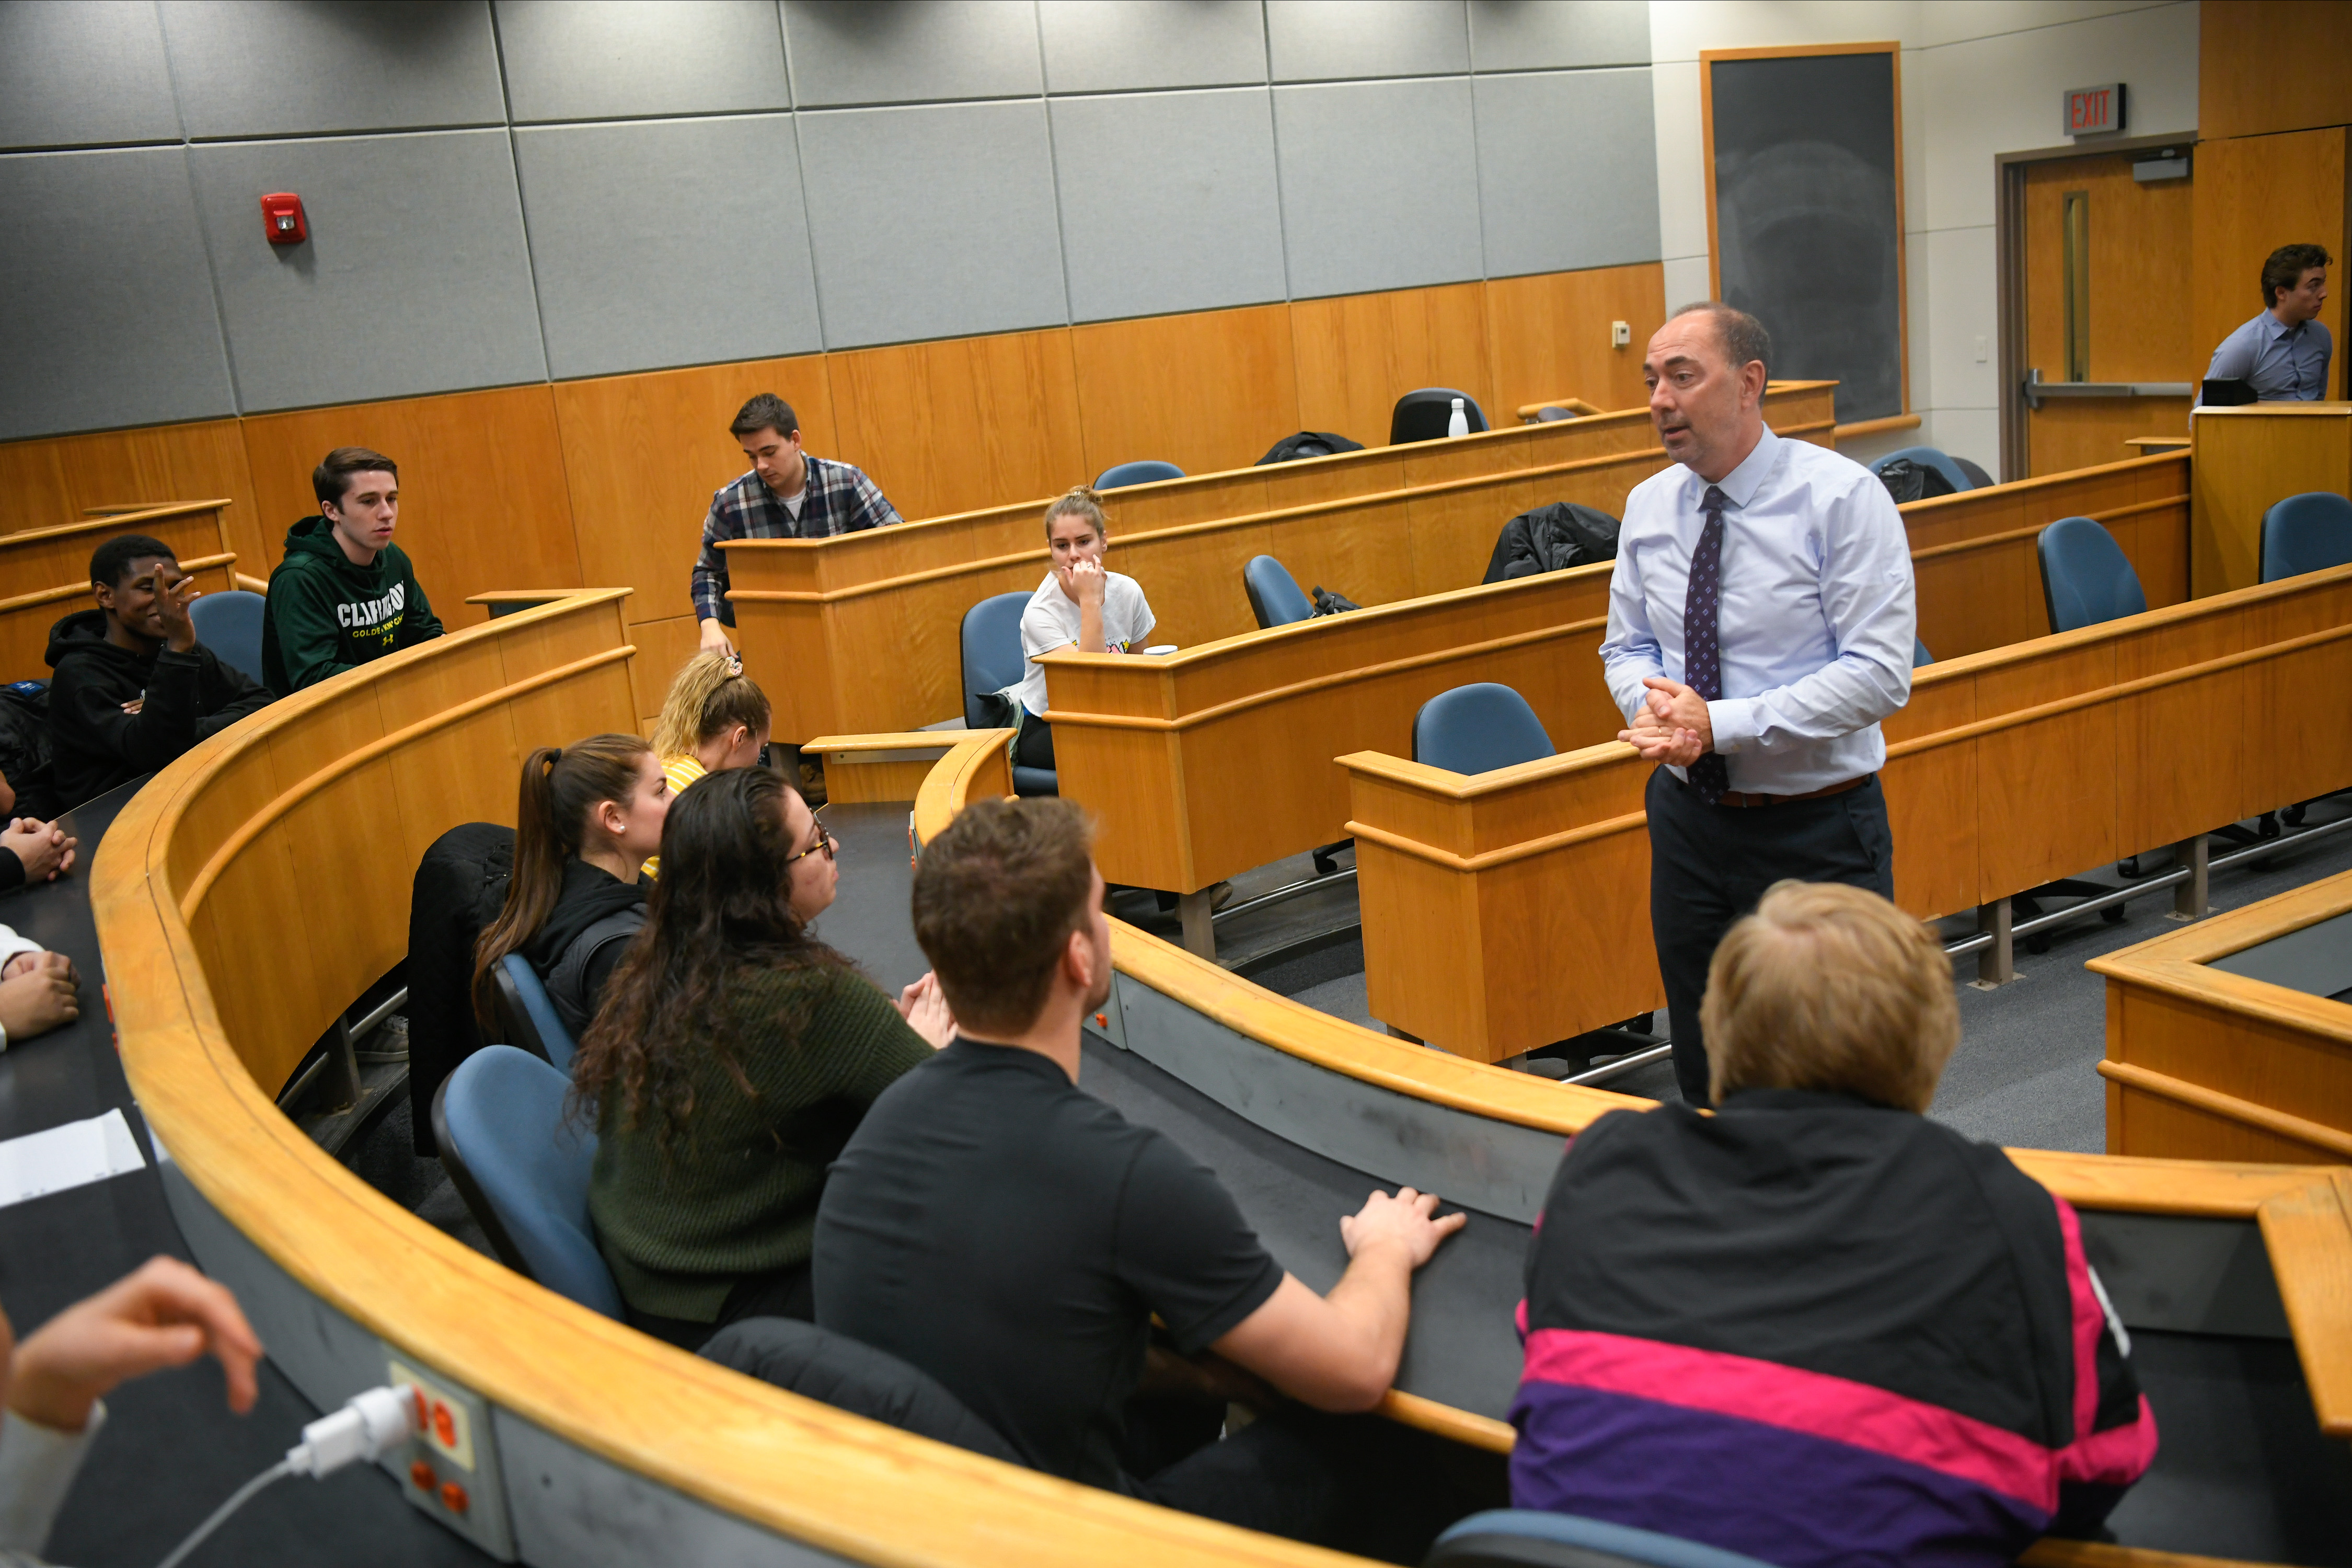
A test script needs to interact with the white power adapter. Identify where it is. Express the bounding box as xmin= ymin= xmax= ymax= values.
xmin=287 ymin=1384 xmax=420 ymax=1476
